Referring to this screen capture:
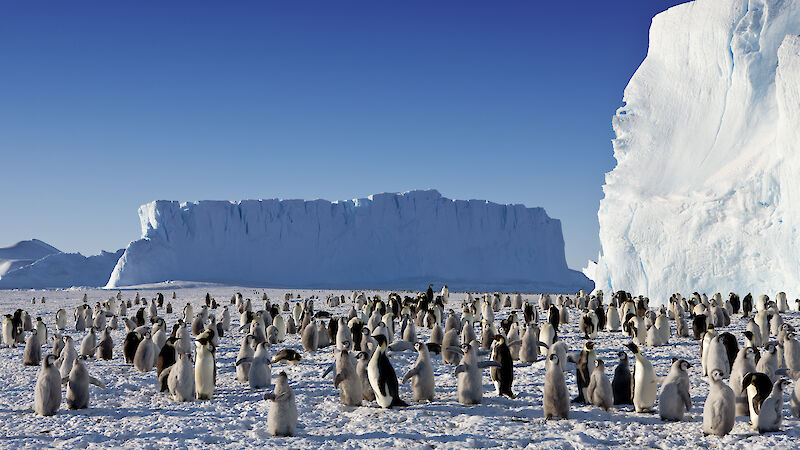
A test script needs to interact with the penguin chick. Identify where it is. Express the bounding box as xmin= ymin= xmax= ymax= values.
xmin=587 ymin=359 xmax=613 ymax=411
xmin=658 ymin=358 xmax=692 ymax=421
xmin=265 ymin=372 xmax=297 ymax=436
